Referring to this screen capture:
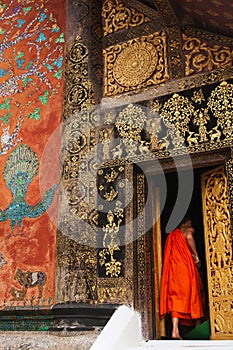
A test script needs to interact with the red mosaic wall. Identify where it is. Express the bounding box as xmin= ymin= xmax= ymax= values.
xmin=0 ymin=0 xmax=65 ymax=308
